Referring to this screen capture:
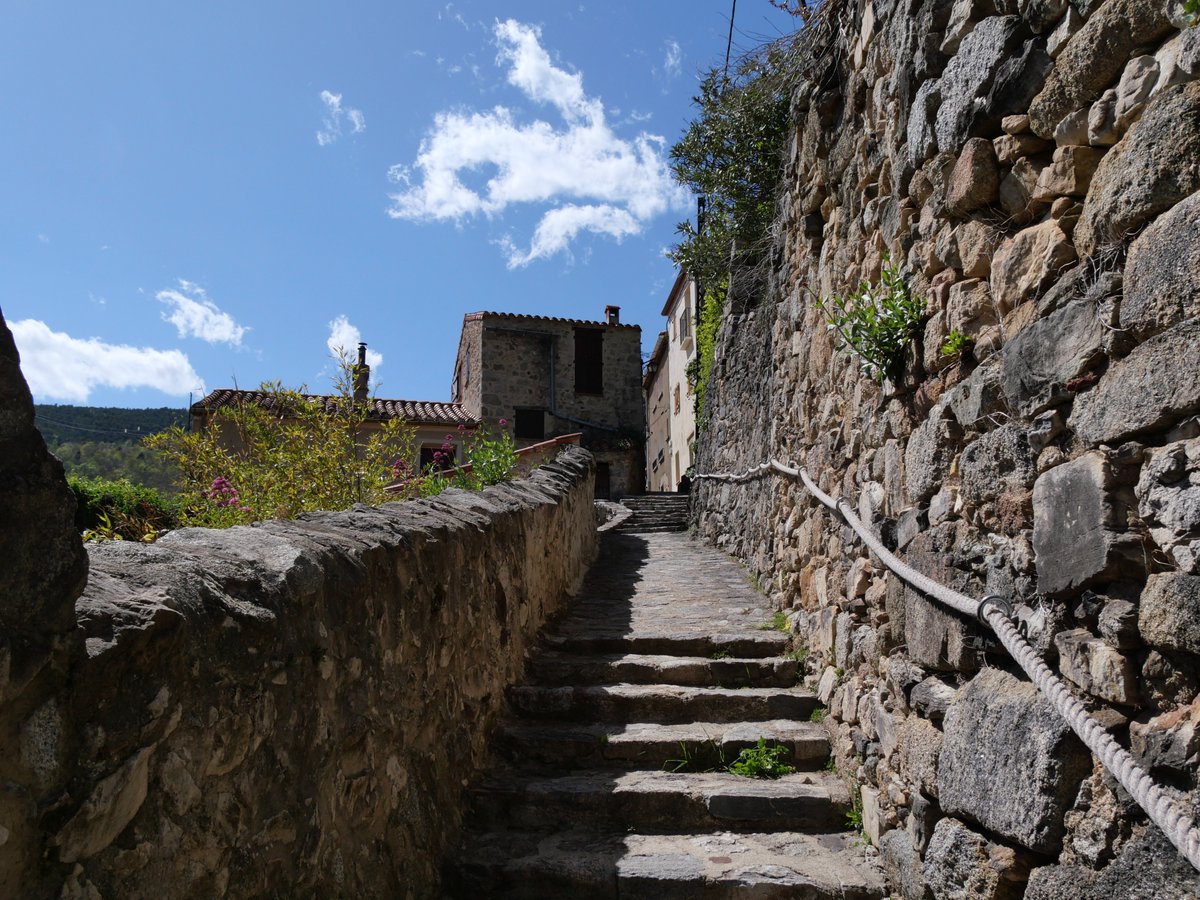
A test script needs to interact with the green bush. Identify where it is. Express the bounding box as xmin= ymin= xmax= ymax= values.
xmin=147 ymin=356 xmax=416 ymax=528
xmin=727 ymin=738 xmax=796 ymax=779
xmin=68 ymin=475 xmax=179 ymax=542
xmin=818 ymin=256 xmax=926 ymax=383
